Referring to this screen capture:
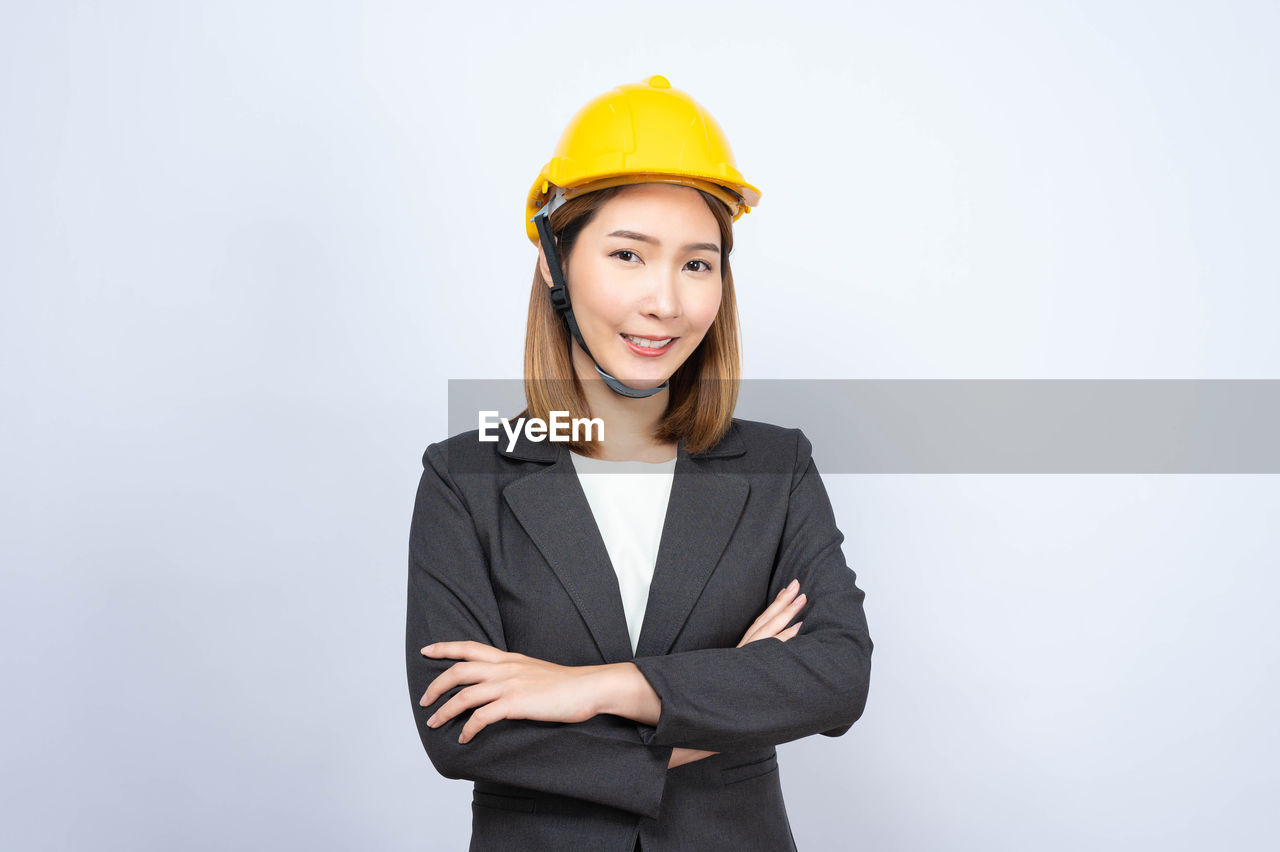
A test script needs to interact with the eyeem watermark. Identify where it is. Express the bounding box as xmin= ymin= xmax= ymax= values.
xmin=478 ymin=410 xmax=604 ymax=452
xmin=451 ymin=380 xmax=1280 ymax=473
